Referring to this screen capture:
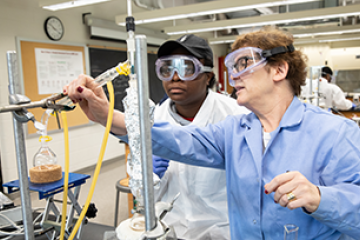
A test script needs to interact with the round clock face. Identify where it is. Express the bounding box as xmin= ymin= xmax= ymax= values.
xmin=44 ymin=16 xmax=64 ymax=41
